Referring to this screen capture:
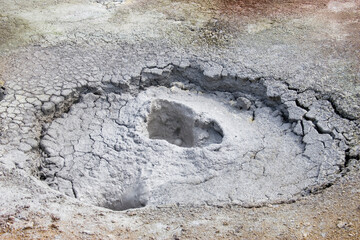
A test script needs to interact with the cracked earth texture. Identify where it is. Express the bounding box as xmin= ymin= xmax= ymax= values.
xmin=0 ymin=0 xmax=360 ymax=239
